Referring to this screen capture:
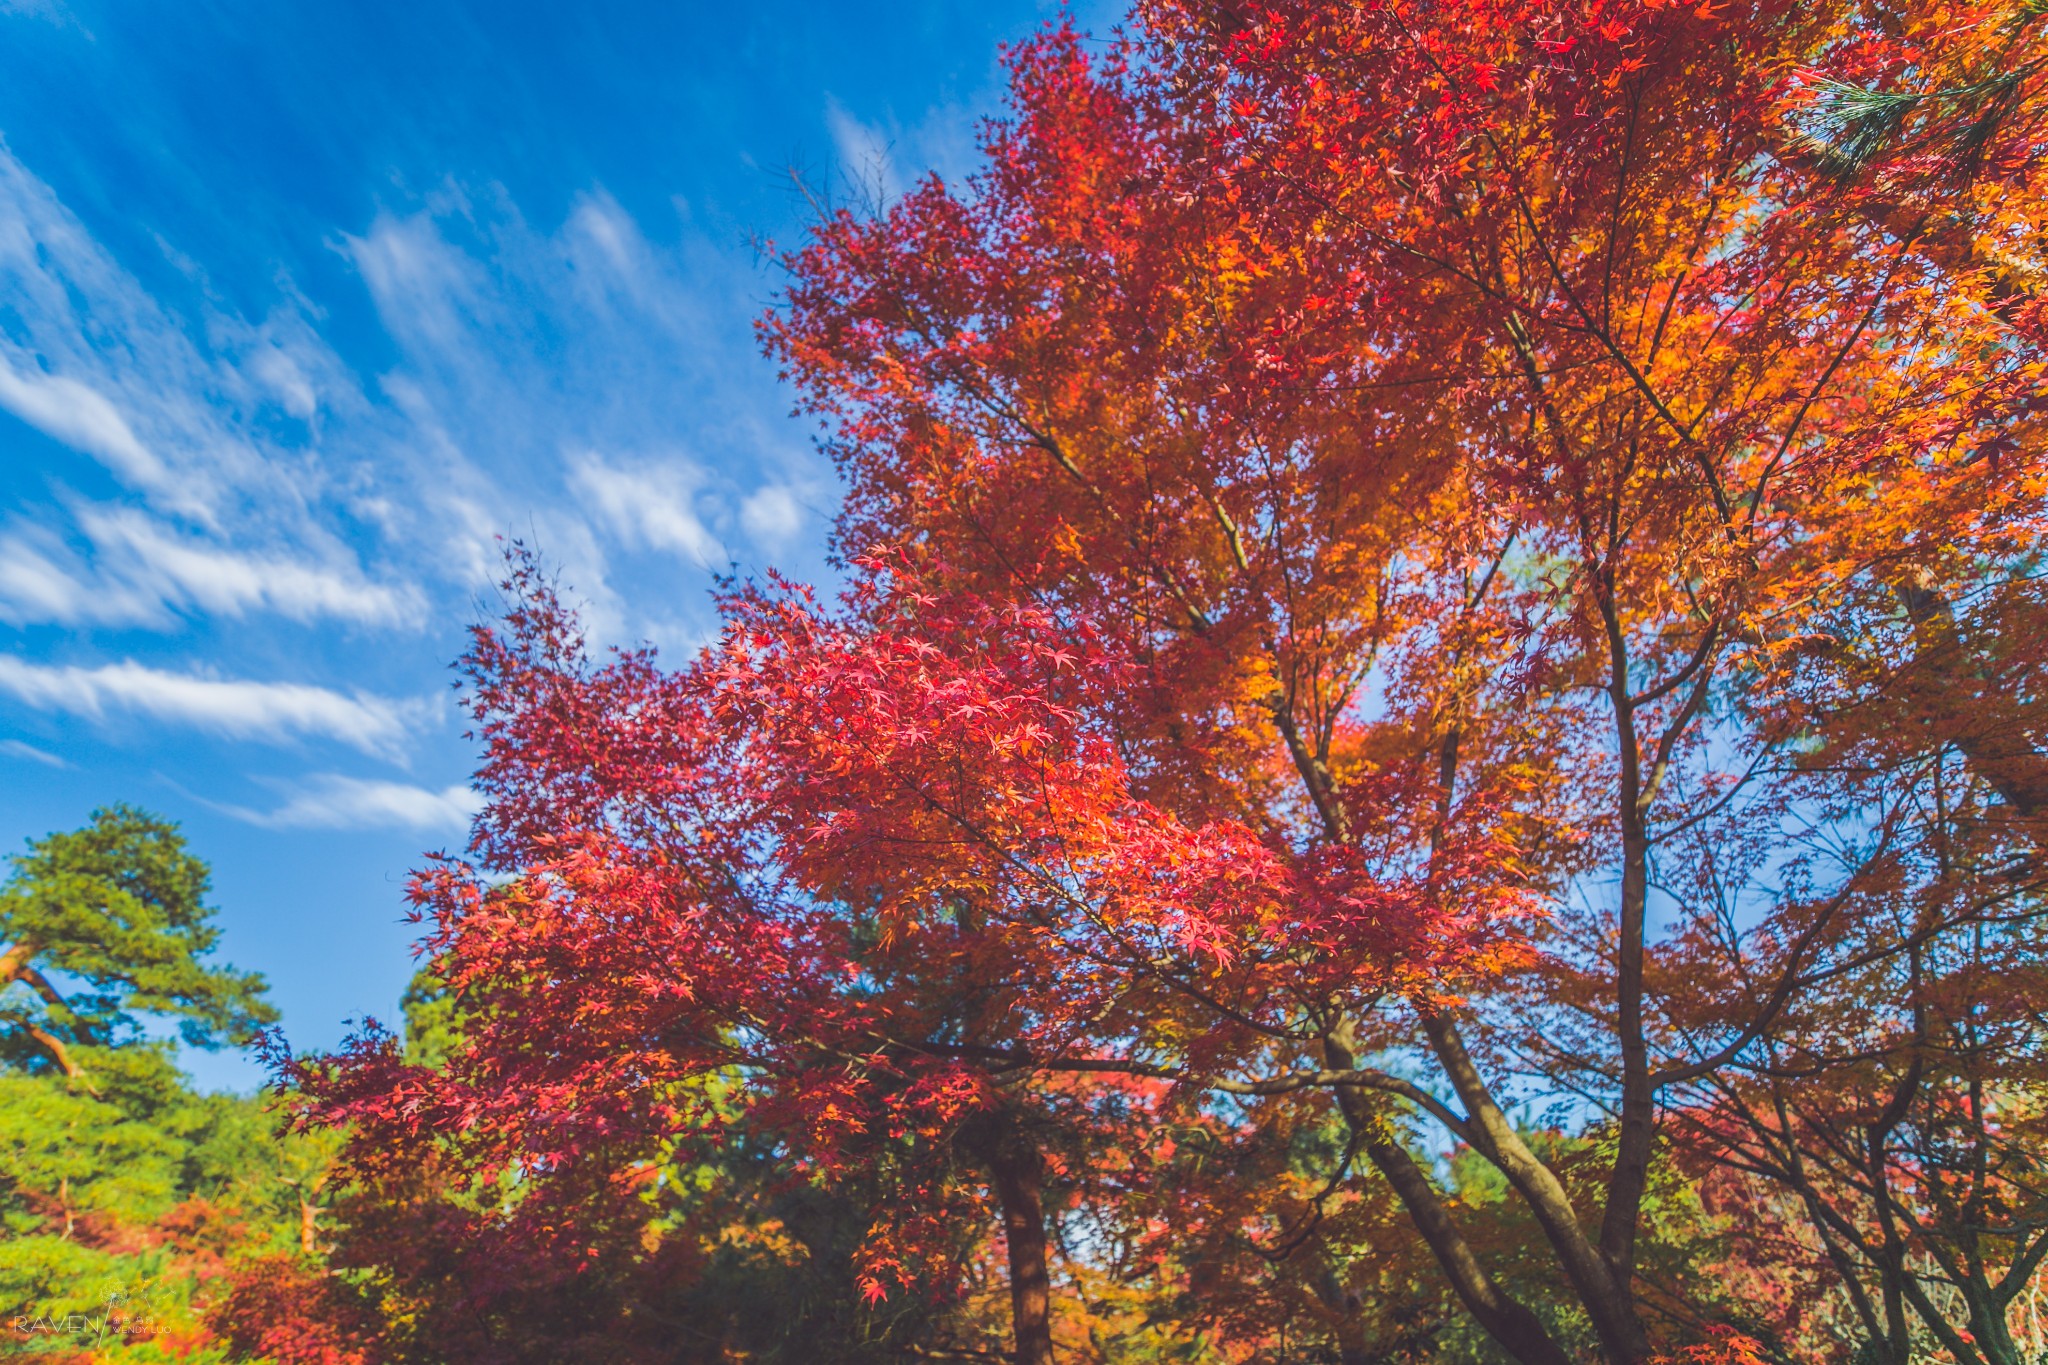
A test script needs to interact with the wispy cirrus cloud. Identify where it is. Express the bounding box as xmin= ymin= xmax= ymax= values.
xmin=0 ymin=133 xmax=838 ymax=714
xmin=343 ymin=205 xmax=496 ymax=362
xmin=0 ymin=364 xmax=167 ymax=489
xmin=0 ymin=657 xmax=427 ymax=755
xmin=739 ymin=483 xmax=811 ymax=549
xmin=0 ymin=737 xmax=67 ymax=768
xmin=0 ymin=510 xmax=423 ymax=629
xmin=0 ymin=140 xmax=337 ymax=524
xmin=80 ymin=510 xmax=424 ymax=626
xmin=222 ymin=774 xmax=481 ymax=834
xmin=570 ymin=451 xmax=726 ymax=568
xmin=0 ymin=131 xmax=438 ymax=677
xmin=821 ymin=92 xmax=985 ymax=207
xmin=340 ymin=188 xmax=825 ymax=548
xmin=0 ymin=0 xmax=79 ymax=28
xmin=825 ymin=96 xmax=906 ymax=203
